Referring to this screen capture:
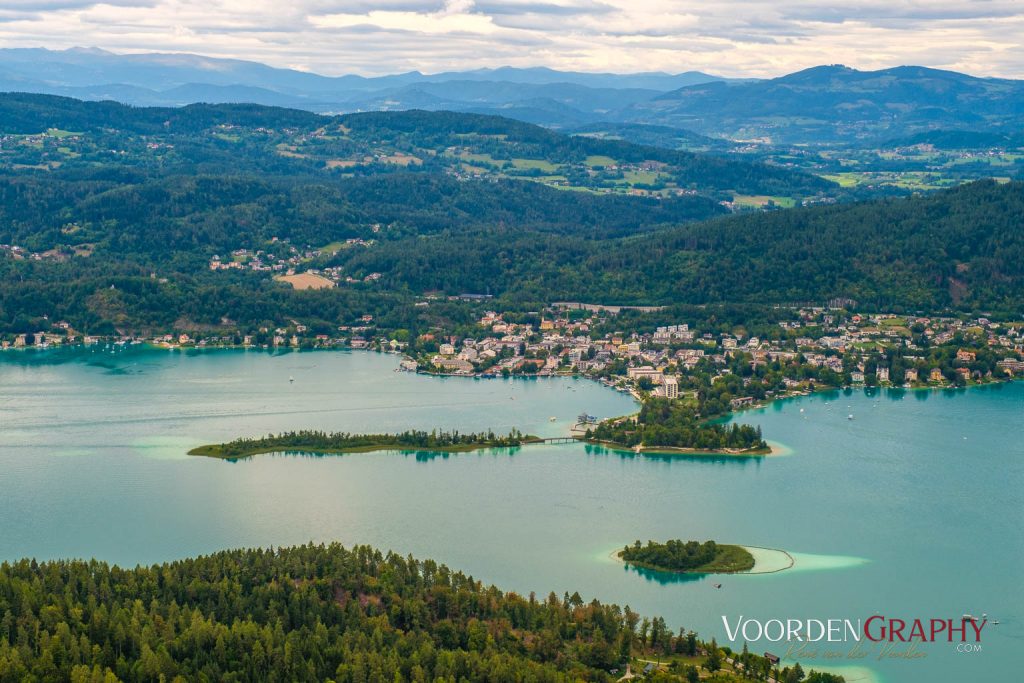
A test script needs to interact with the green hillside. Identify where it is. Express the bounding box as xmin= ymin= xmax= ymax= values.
xmin=336 ymin=180 xmax=1024 ymax=314
xmin=0 ymin=93 xmax=832 ymax=200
